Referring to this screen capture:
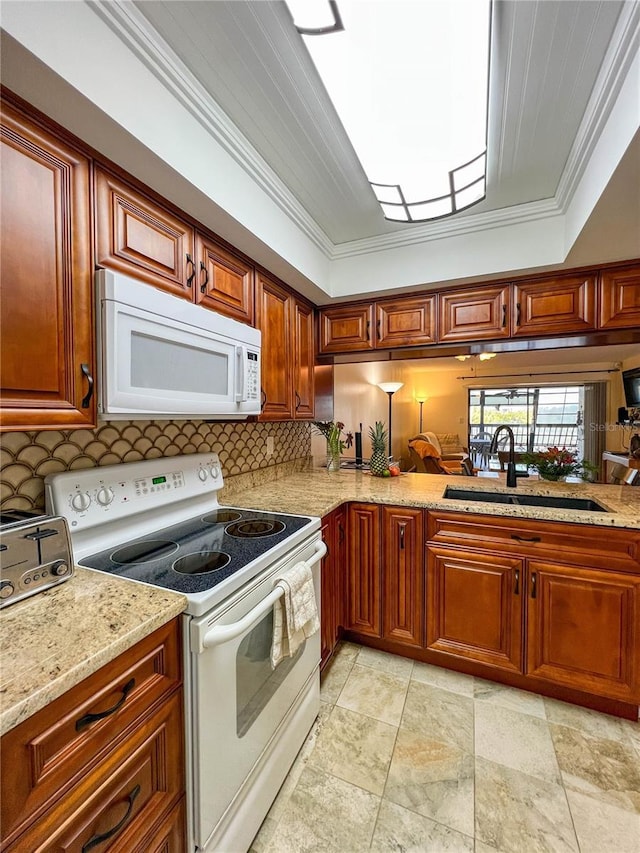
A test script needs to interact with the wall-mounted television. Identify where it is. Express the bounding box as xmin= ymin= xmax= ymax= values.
xmin=622 ymin=367 xmax=640 ymax=408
